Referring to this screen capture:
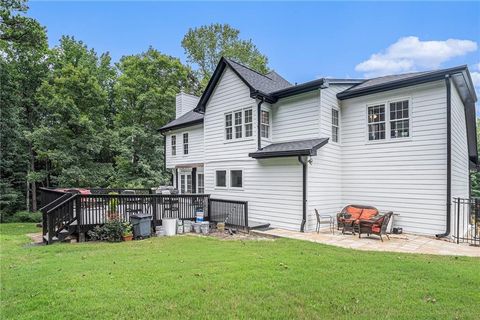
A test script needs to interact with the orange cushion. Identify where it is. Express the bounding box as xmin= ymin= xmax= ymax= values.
xmin=361 ymin=208 xmax=378 ymax=220
xmin=346 ymin=206 xmax=363 ymax=220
